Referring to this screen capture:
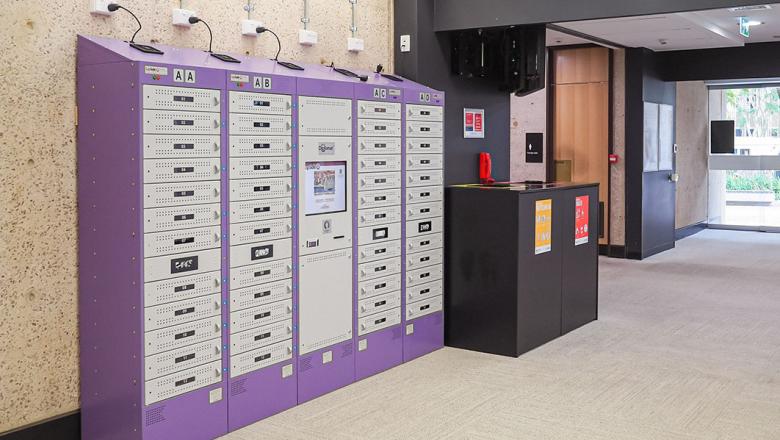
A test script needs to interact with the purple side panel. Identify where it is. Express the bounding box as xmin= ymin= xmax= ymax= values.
xmin=404 ymin=311 xmax=445 ymax=362
xmin=224 ymin=71 xmax=298 ymax=430
xmin=139 ymin=65 xmax=228 ymax=440
xmin=77 ymin=35 xmax=129 ymax=65
xmin=78 ymin=58 xmax=143 ymax=440
xmin=356 ymin=326 xmax=404 ymax=379
xmin=354 ymin=84 xmax=404 ymax=381
xmin=297 ymin=341 xmax=355 ymax=403
xmin=228 ymin=364 xmax=297 ymax=431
